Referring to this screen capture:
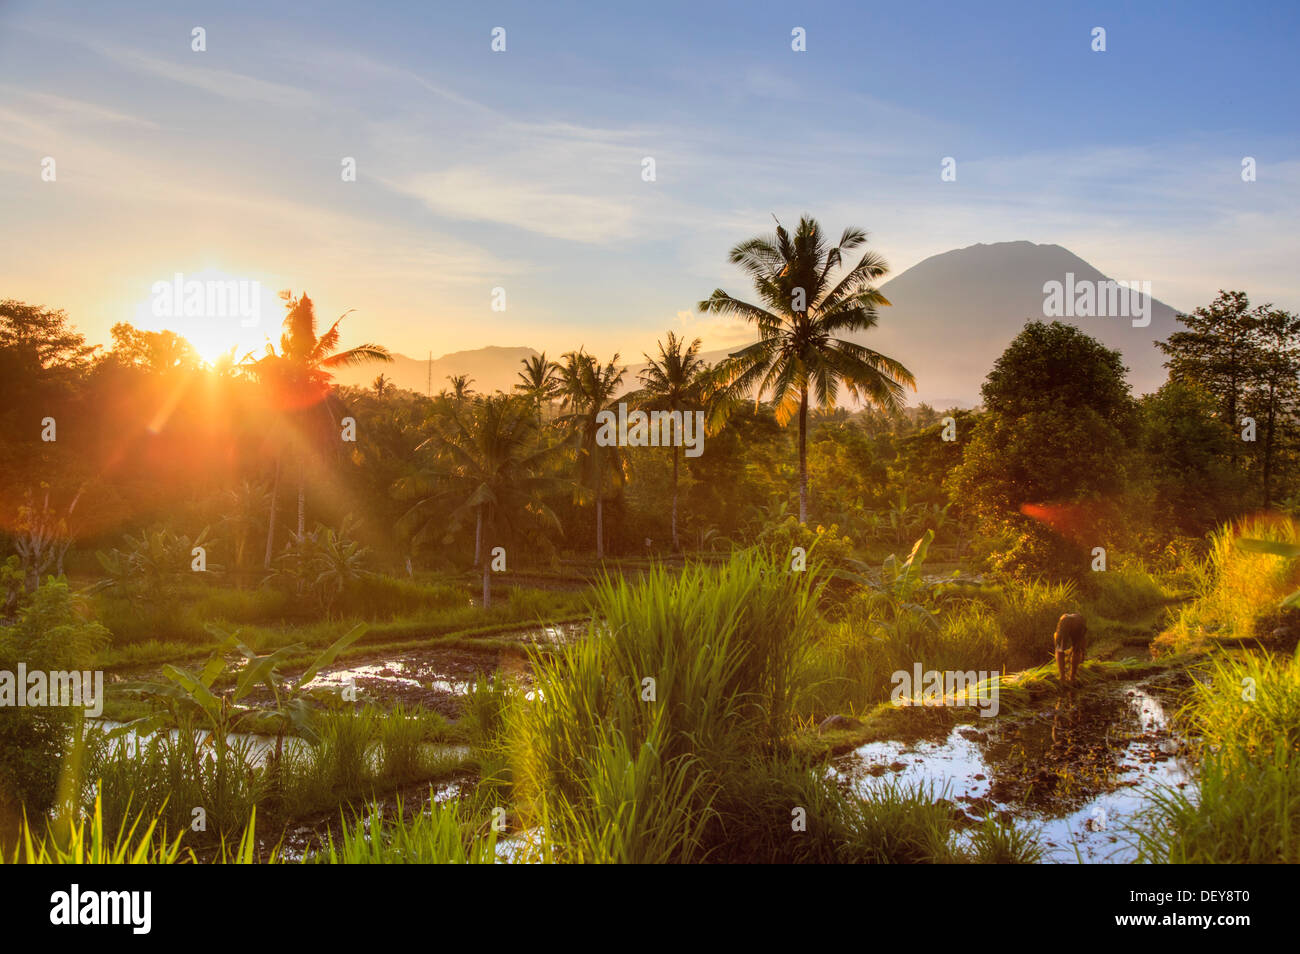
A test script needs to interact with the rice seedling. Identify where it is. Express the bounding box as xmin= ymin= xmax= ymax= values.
xmin=375 ymin=702 xmax=432 ymax=782
xmin=313 ymin=792 xmax=498 ymax=864
xmin=3 ymin=791 xmax=192 ymax=865
xmin=313 ymin=708 xmax=375 ymax=795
